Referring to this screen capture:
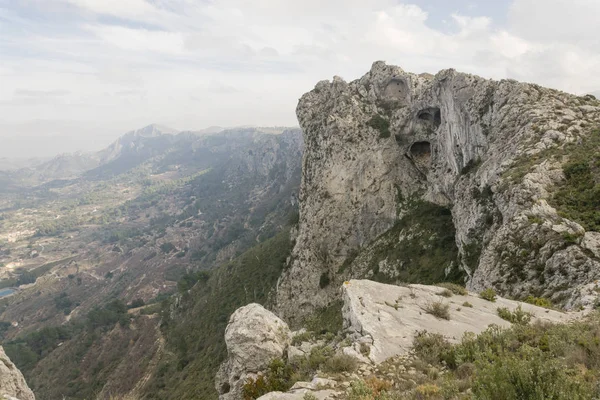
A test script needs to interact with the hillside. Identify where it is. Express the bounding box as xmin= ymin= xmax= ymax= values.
xmin=0 ymin=126 xmax=302 ymax=399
